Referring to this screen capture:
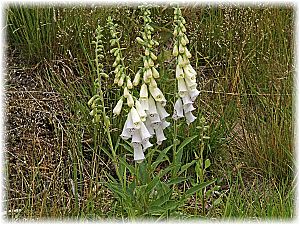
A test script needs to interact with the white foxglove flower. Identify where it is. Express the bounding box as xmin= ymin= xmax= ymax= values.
xmin=130 ymin=107 xmax=142 ymax=129
xmin=154 ymin=125 xmax=167 ymax=145
xmin=147 ymin=96 xmax=161 ymax=123
xmin=184 ymin=47 xmax=192 ymax=58
xmin=183 ymin=103 xmax=196 ymax=112
xmin=161 ymin=119 xmax=171 ymax=129
xmin=140 ymin=83 xmax=148 ymax=99
xmin=142 ymin=138 xmax=153 ymax=151
xmin=145 ymin=117 xmax=155 ymax=135
xmin=135 ymin=100 xmax=147 ymax=121
xmin=173 ymin=98 xmax=184 ymax=120
xmin=182 ymin=94 xmax=193 ymax=105
xmin=113 ymin=98 xmax=123 ymax=115
xmin=120 ymin=119 xmax=131 ymax=140
xmin=139 ymin=97 xmax=149 ymax=111
xmin=184 ymin=64 xmax=197 ymax=76
xmin=156 ymin=102 xmax=169 ymax=119
xmin=185 ymin=111 xmax=197 ymax=124
xmin=176 ymin=65 xmax=184 ymax=79
xmin=149 ymin=77 xmax=157 ymax=88
xmin=177 ymin=77 xmax=188 ymax=97
xmin=149 ymin=86 xmax=165 ymax=102
xmin=184 ymin=78 xmax=197 ymax=90
xmin=132 ymin=130 xmax=142 ymax=143
xmin=188 ymin=89 xmax=200 ymax=101
xmin=140 ymin=122 xmax=152 ymax=140
xmin=132 ymin=142 xmax=145 ymax=162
